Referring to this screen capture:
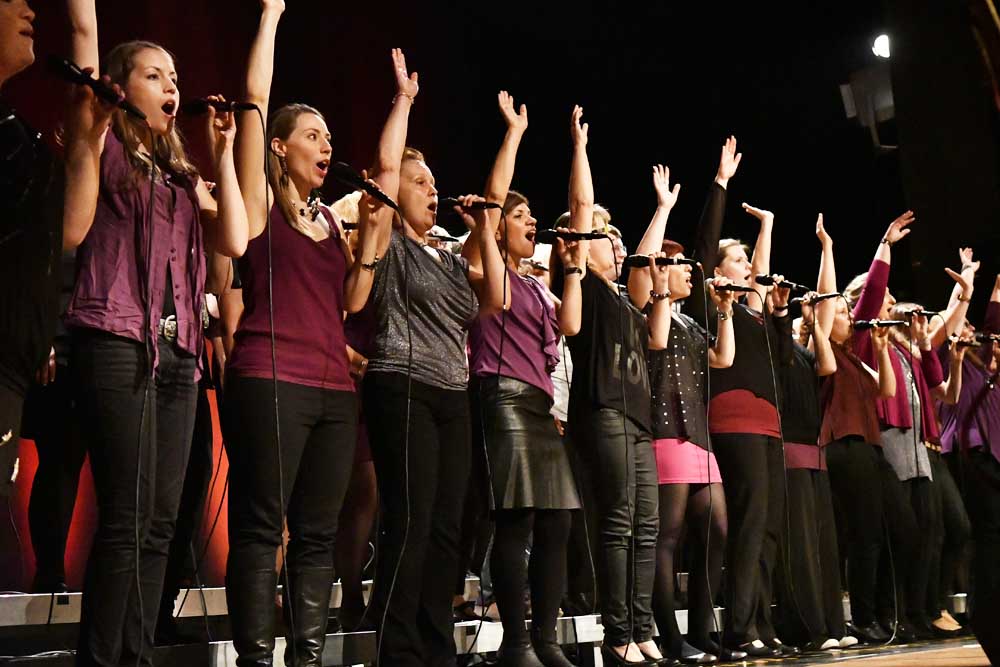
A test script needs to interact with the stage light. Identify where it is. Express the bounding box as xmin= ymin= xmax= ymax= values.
xmin=872 ymin=34 xmax=890 ymax=58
